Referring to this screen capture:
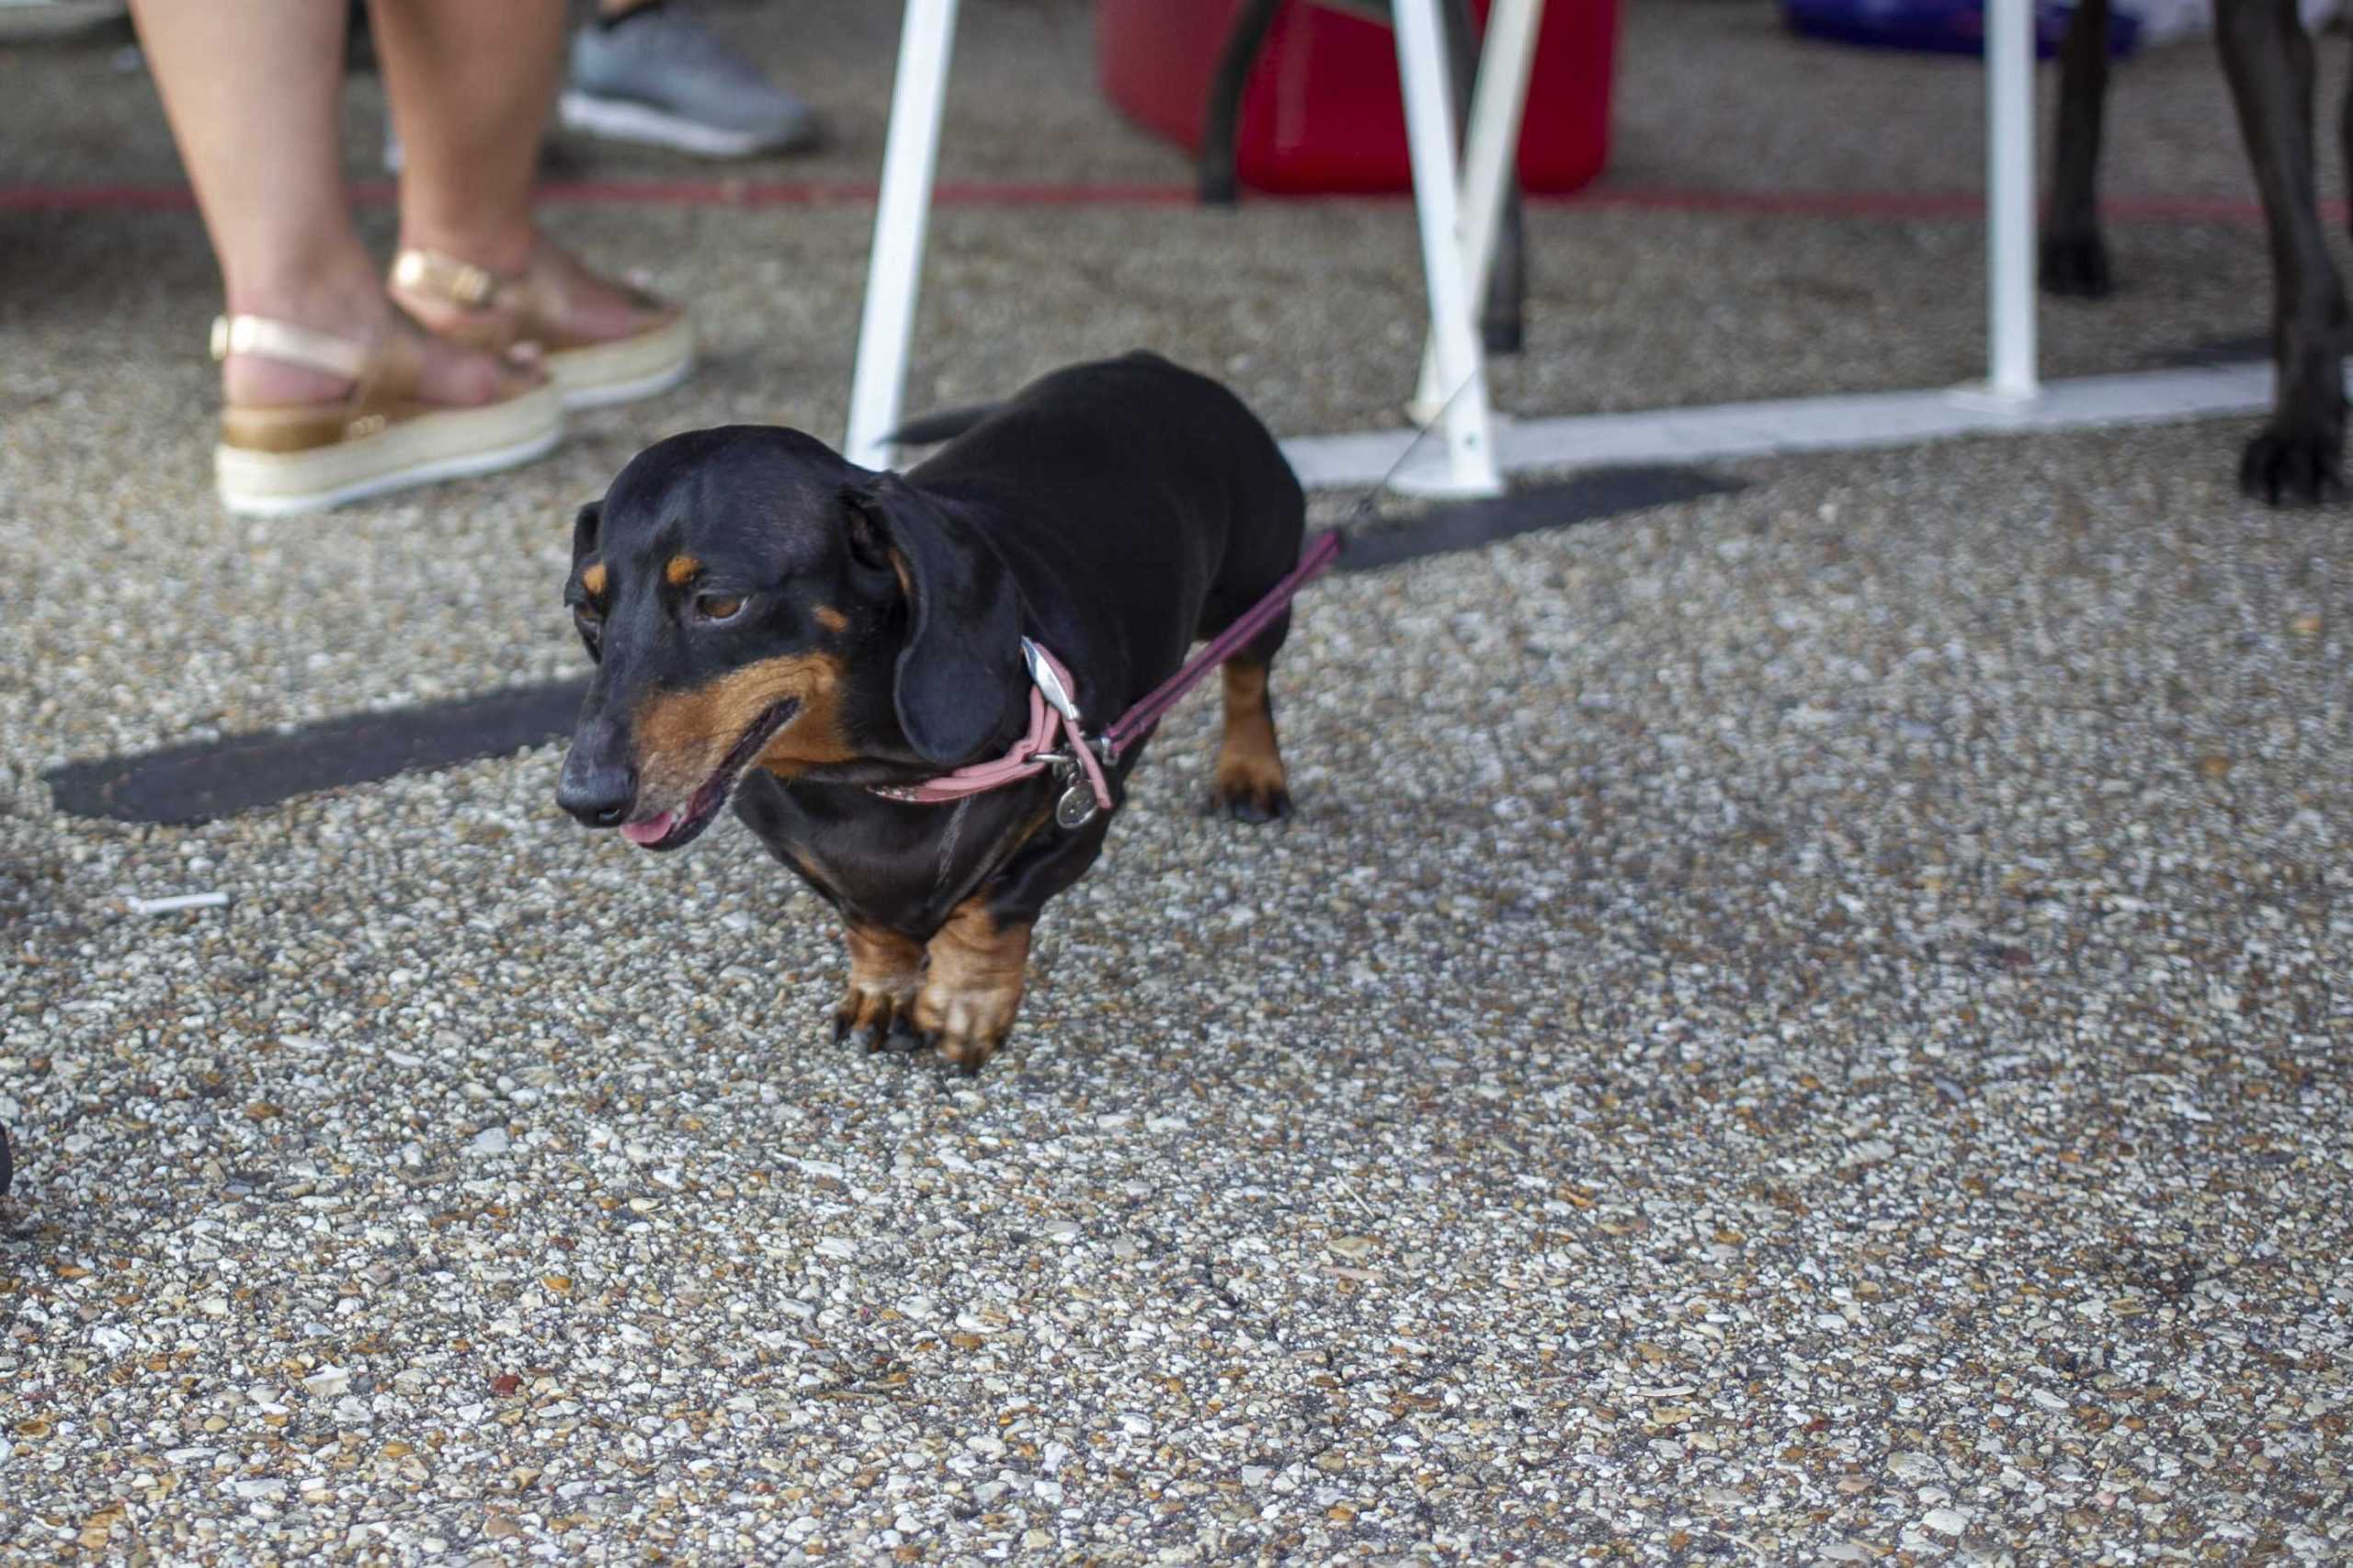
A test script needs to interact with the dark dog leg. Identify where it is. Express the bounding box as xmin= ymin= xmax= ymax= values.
xmin=833 ymin=925 xmax=925 ymax=1051
xmin=2042 ymin=0 xmax=2113 ymax=296
xmin=1212 ymin=656 xmax=1291 ymax=823
xmin=2219 ymin=0 xmax=2347 ymax=503
xmin=915 ymin=899 xmax=1032 ymax=1073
